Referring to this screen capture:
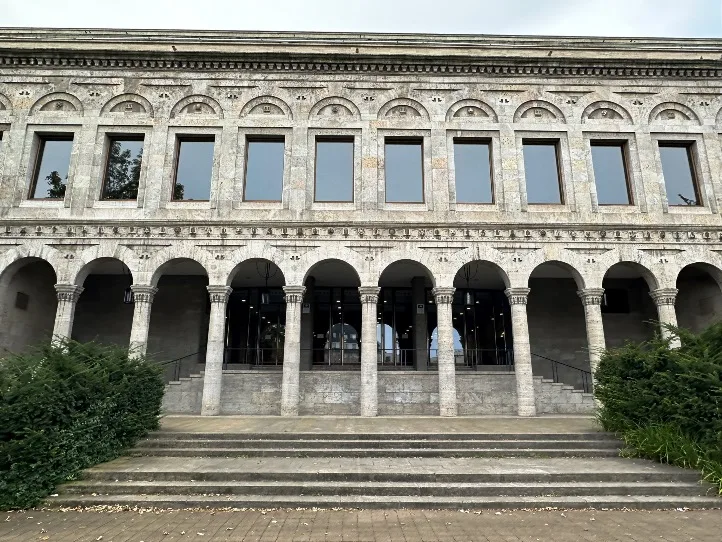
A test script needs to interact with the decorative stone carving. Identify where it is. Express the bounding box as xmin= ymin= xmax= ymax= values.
xmin=432 ymin=287 xmax=455 ymax=305
xmin=110 ymin=101 xmax=146 ymax=114
xmin=41 ymin=100 xmax=75 ymax=112
xmin=30 ymin=92 xmax=84 ymax=116
xmin=513 ymin=100 xmax=566 ymax=123
xmin=241 ymin=95 xmax=293 ymax=119
xmin=55 ymin=283 xmax=84 ymax=303
xmin=582 ymin=101 xmax=632 ymax=123
xmin=283 ymin=285 xmax=306 ymax=304
xmin=170 ymin=95 xmax=223 ymax=118
xmin=504 ymin=287 xmax=530 ymax=305
xmin=649 ymin=102 xmax=700 ymax=125
xmin=446 ymin=99 xmax=498 ymax=122
xmin=649 ymin=288 xmax=678 ymax=306
xmin=577 ymin=288 xmax=604 ymax=306
xmin=358 ymin=286 xmax=380 ymax=304
xmin=377 ymin=98 xmax=429 ymax=120
xmin=206 ymin=285 xmax=232 ymax=304
xmin=131 ymin=284 xmax=158 ymax=304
